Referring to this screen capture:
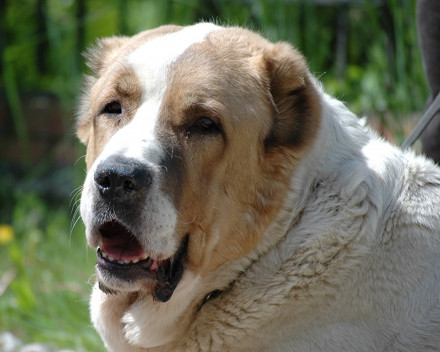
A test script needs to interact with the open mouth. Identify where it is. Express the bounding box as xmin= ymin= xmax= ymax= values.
xmin=96 ymin=220 xmax=188 ymax=302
